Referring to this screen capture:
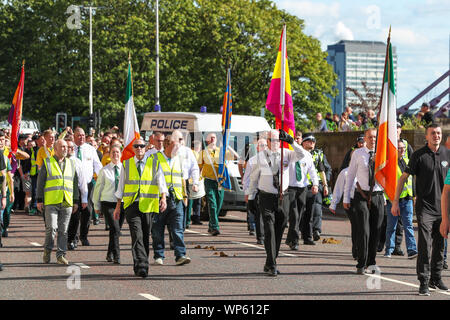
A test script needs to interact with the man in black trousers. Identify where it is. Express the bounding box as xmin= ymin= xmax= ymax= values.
xmin=392 ymin=124 xmax=449 ymax=296
xmin=344 ymin=128 xmax=385 ymax=275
